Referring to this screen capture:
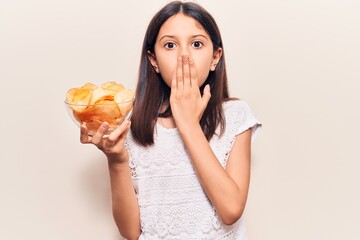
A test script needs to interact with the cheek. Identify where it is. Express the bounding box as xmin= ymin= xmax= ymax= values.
xmin=157 ymin=58 xmax=177 ymax=86
xmin=192 ymin=56 xmax=212 ymax=86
